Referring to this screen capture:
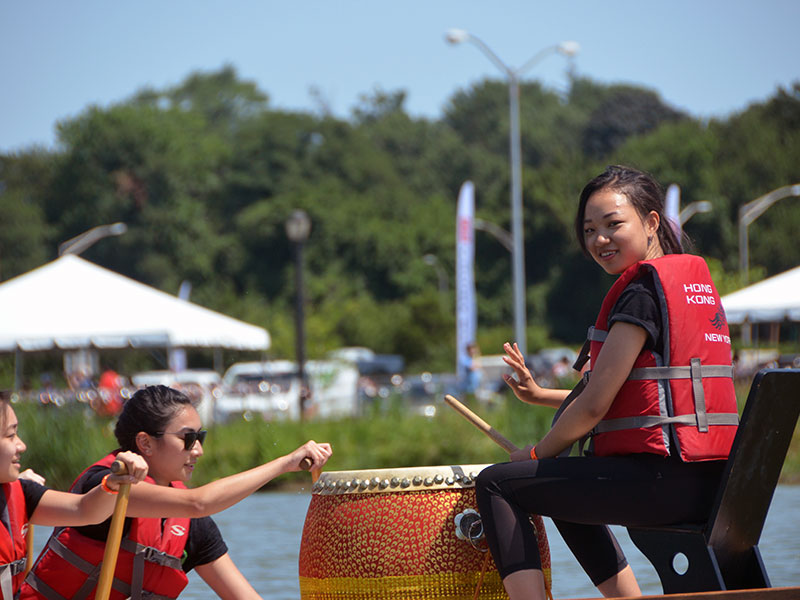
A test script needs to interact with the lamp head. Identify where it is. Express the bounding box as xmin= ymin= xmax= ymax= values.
xmin=557 ymin=41 xmax=580 ymax=57
xmin=445 ymin=28 xmax=470 ymax=45
xmin=285 ymin=210 xmax=312 ymax=243
xmin=109 ymin=222 xmax=128 ymax=236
